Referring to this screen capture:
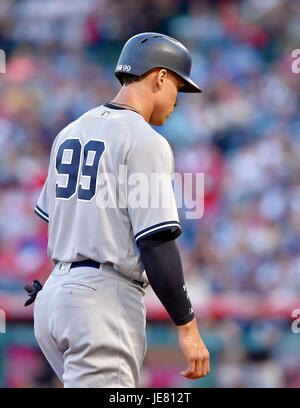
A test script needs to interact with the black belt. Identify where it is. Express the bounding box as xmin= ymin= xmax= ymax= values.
xmin=70 ymin=259 xmax=146 ymax=288
xmin=71 ymin=260 xmax=101 ymax=269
